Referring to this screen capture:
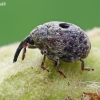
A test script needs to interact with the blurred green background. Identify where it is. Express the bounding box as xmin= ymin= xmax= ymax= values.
xmin=0 ymin=0 xmax=100 ymax=46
